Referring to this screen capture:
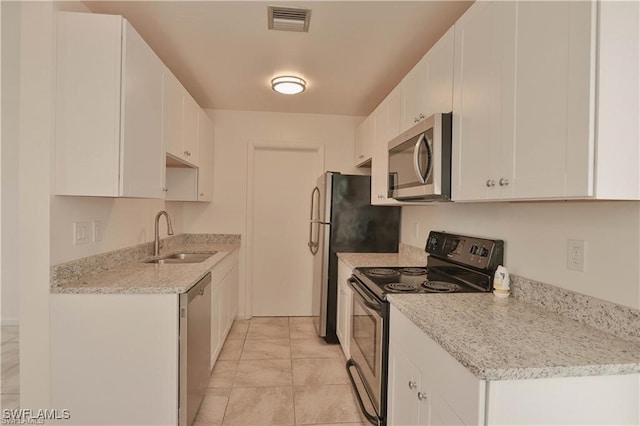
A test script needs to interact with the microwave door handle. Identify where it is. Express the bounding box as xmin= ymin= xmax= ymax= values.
xmin=412 ymin=133 xmax=433 ymax=184
xmin=308 ymin=187 xmax=320 ymax=255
